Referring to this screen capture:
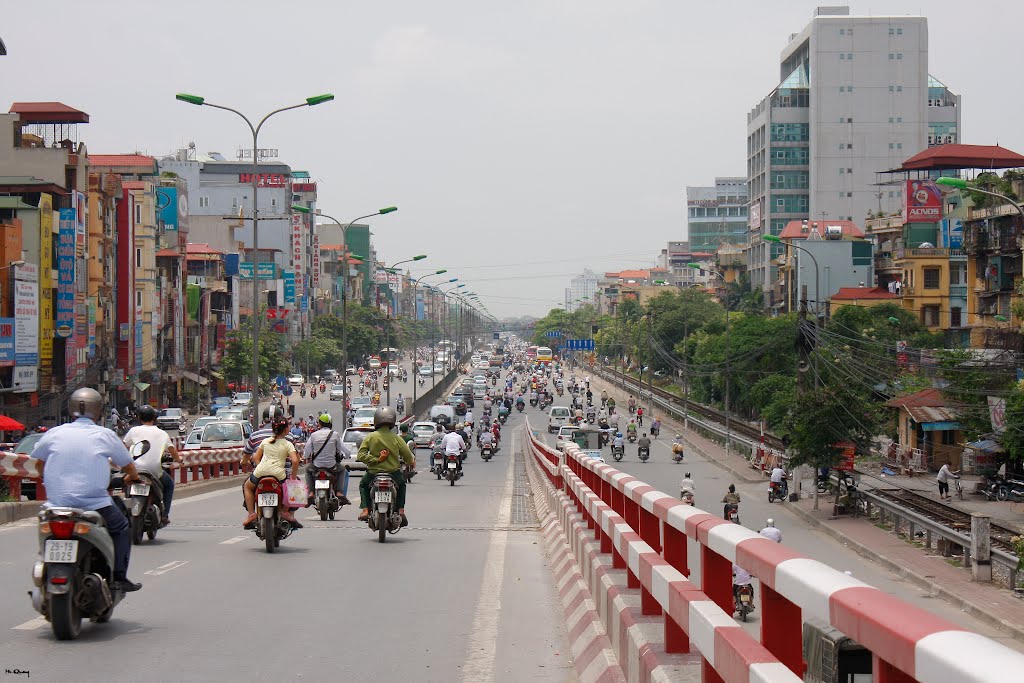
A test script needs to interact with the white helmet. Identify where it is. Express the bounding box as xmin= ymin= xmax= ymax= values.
xmin=765 ymin=518 xmax=775 ymax=528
